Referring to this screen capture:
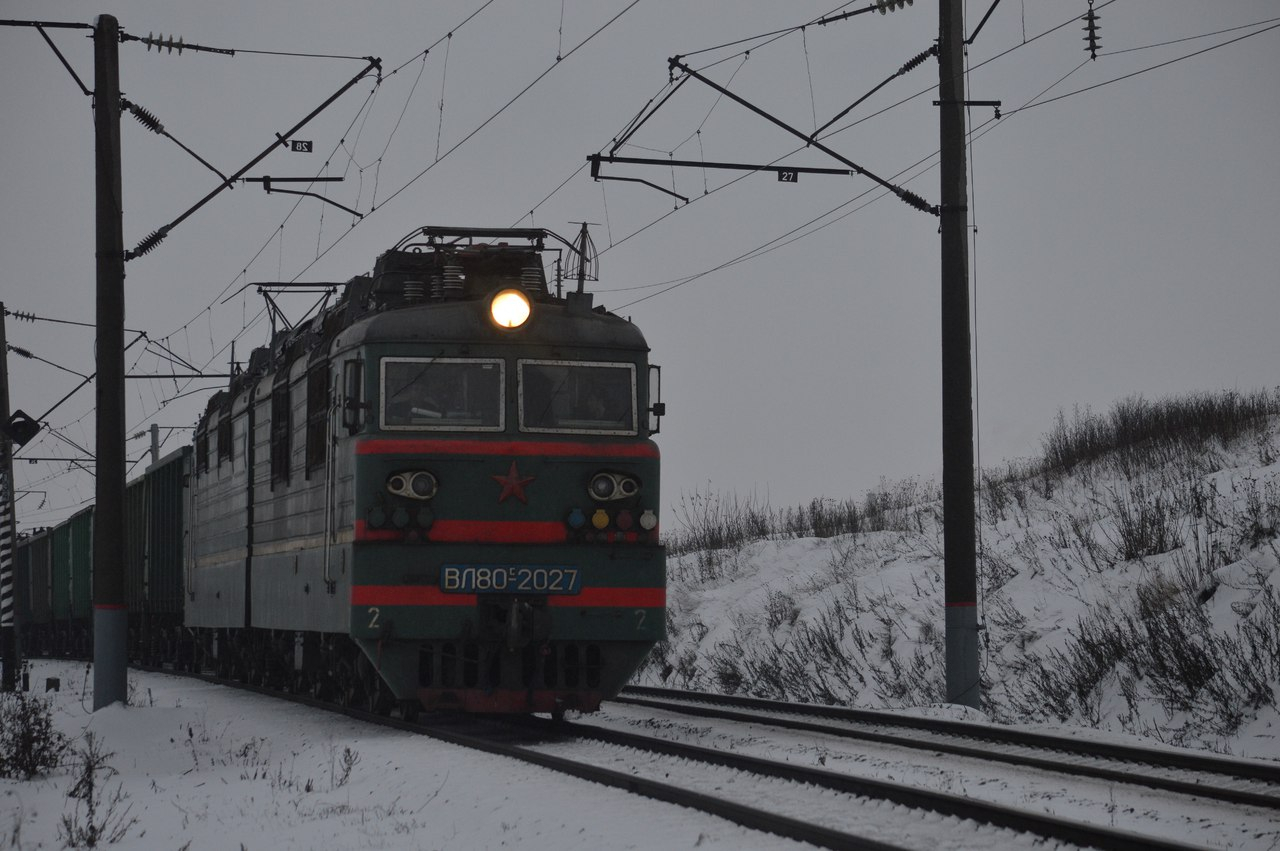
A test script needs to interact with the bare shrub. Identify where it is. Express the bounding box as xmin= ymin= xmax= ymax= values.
xmin=805 ymin=497 xmax=860 ymax=538
xmin=709 ymin=645 xmax=744 ymax=694
xmin=862 ymin=478 xmax=940 ymax=534
xmin=668 ymin=488 xmax=773 ymax=556
xmin=0 ymin=691 xmax=69 ymax=780
xmin=764 ymin=591 xmax=800 ymax=632
xmin=1107 ymin=482 xmax=1184 ymax=562
xmin=1005 ymin=559 xmax=1280 ymax=740
xmin=330 ymin=745 xmax=360 ymax=790
xmin=59 ymin=731 xmax=138 ymax=848
xmin=980 ymin=551 xmax=1018 ymax=593
xmin=1041 ymin=390 xmax=1278 ymax=475
xmin=668 ymin=487 xmax=864 ymax=557
xmin=1005 ymin=607 xmax=1129 ymax=722
xmin=1236 ymin=477 xmax=1280 ymax=551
